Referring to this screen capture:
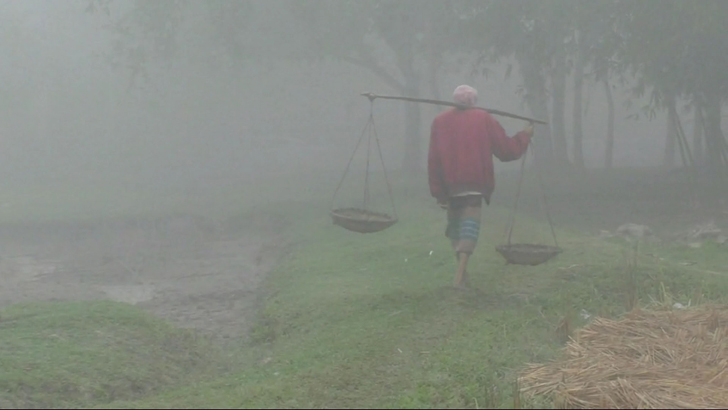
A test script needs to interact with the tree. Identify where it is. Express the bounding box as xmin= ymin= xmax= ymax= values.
xmin=91 ymin=0 xmax=728 ymax=184
xmin=692 ymin=103 xmax=705 ymax=167
xmin=664 ymin=97 xmax=677 ymax=169
xmin=97 ymin=0 xmax=474 ymax=173
xmin=466 ymin=0 xmax=586 ymax=169
xmin=571 ymin=25 xmax=586 ymax=169
xmin=602 ymin=79 xmax=616 ymax=169
xmin=284 ymin=0 xmax=469 ymax=173
xmin=87 ymin=0 xmax=257 ymax=90
xmin=621 ymin=0 xmax=728 ymax=180
xmin=617 ymin=0 xmax=728 ymax=207
xmin=561 ymin=0 xmax=627 ymax=170
xmin=550 ymin=47 xmax=568 ymax=166
xmin=578 ymin=0 xmax=627 ymax=170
